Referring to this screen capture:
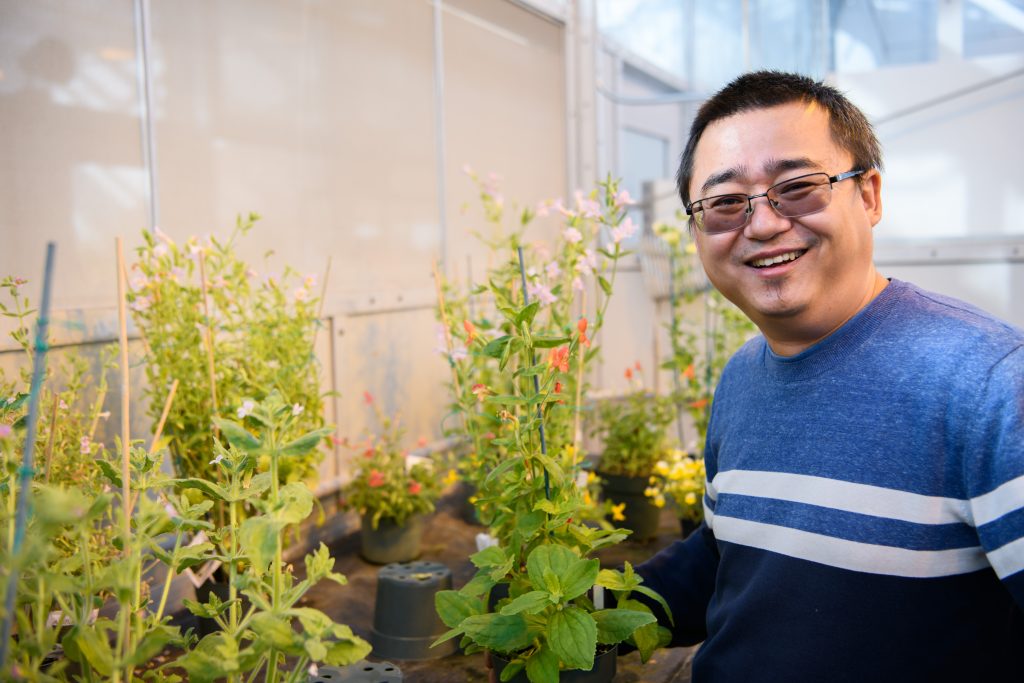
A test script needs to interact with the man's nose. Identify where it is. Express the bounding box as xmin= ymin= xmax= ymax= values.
xmin=743 ymin=196 xmax=791 ymax=240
